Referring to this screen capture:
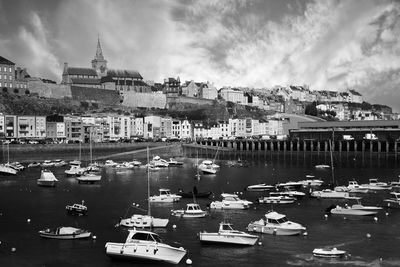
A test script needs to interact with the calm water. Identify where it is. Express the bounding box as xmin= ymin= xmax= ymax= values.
xmin=1 ymin=152 xmax=400 ymax=267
